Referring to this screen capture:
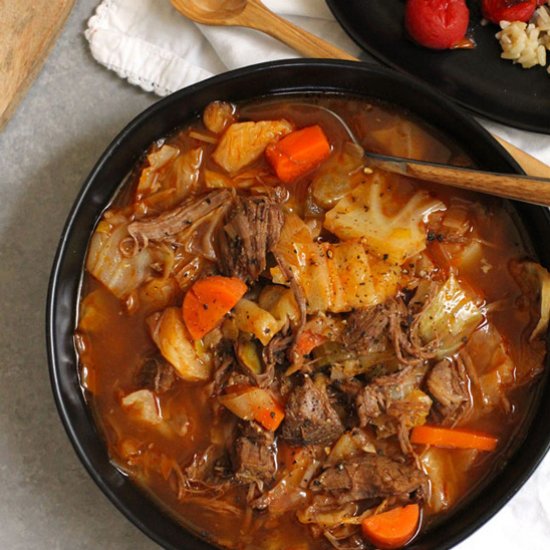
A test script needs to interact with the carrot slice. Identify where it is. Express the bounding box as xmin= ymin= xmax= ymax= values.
xmin=265 ymin=125 xmax=331 ymax=183
xmin=182 ymin=275 xmax=247 ymax=340
xmin=361 ymin=504 xmax=420 ymax=549
xmin=410 ymin=425 xmax=498 ymax=452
